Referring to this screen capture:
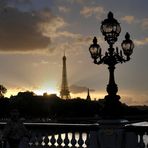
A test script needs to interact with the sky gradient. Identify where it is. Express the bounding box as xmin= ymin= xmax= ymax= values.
xmin=0 ymin=0 xmax=148 ymax=105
